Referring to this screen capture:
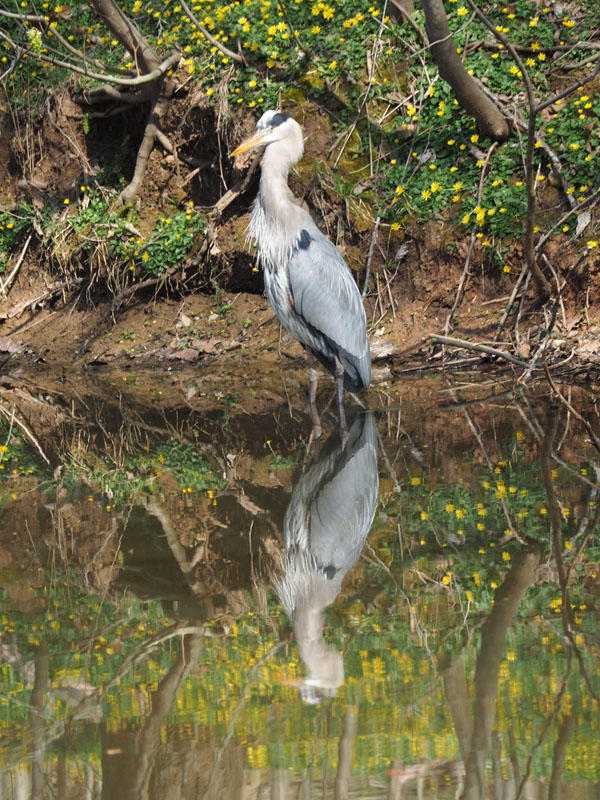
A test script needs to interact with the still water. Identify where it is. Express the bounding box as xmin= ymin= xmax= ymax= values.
xmin=0 ymin=366 xmax=598 ymax=799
